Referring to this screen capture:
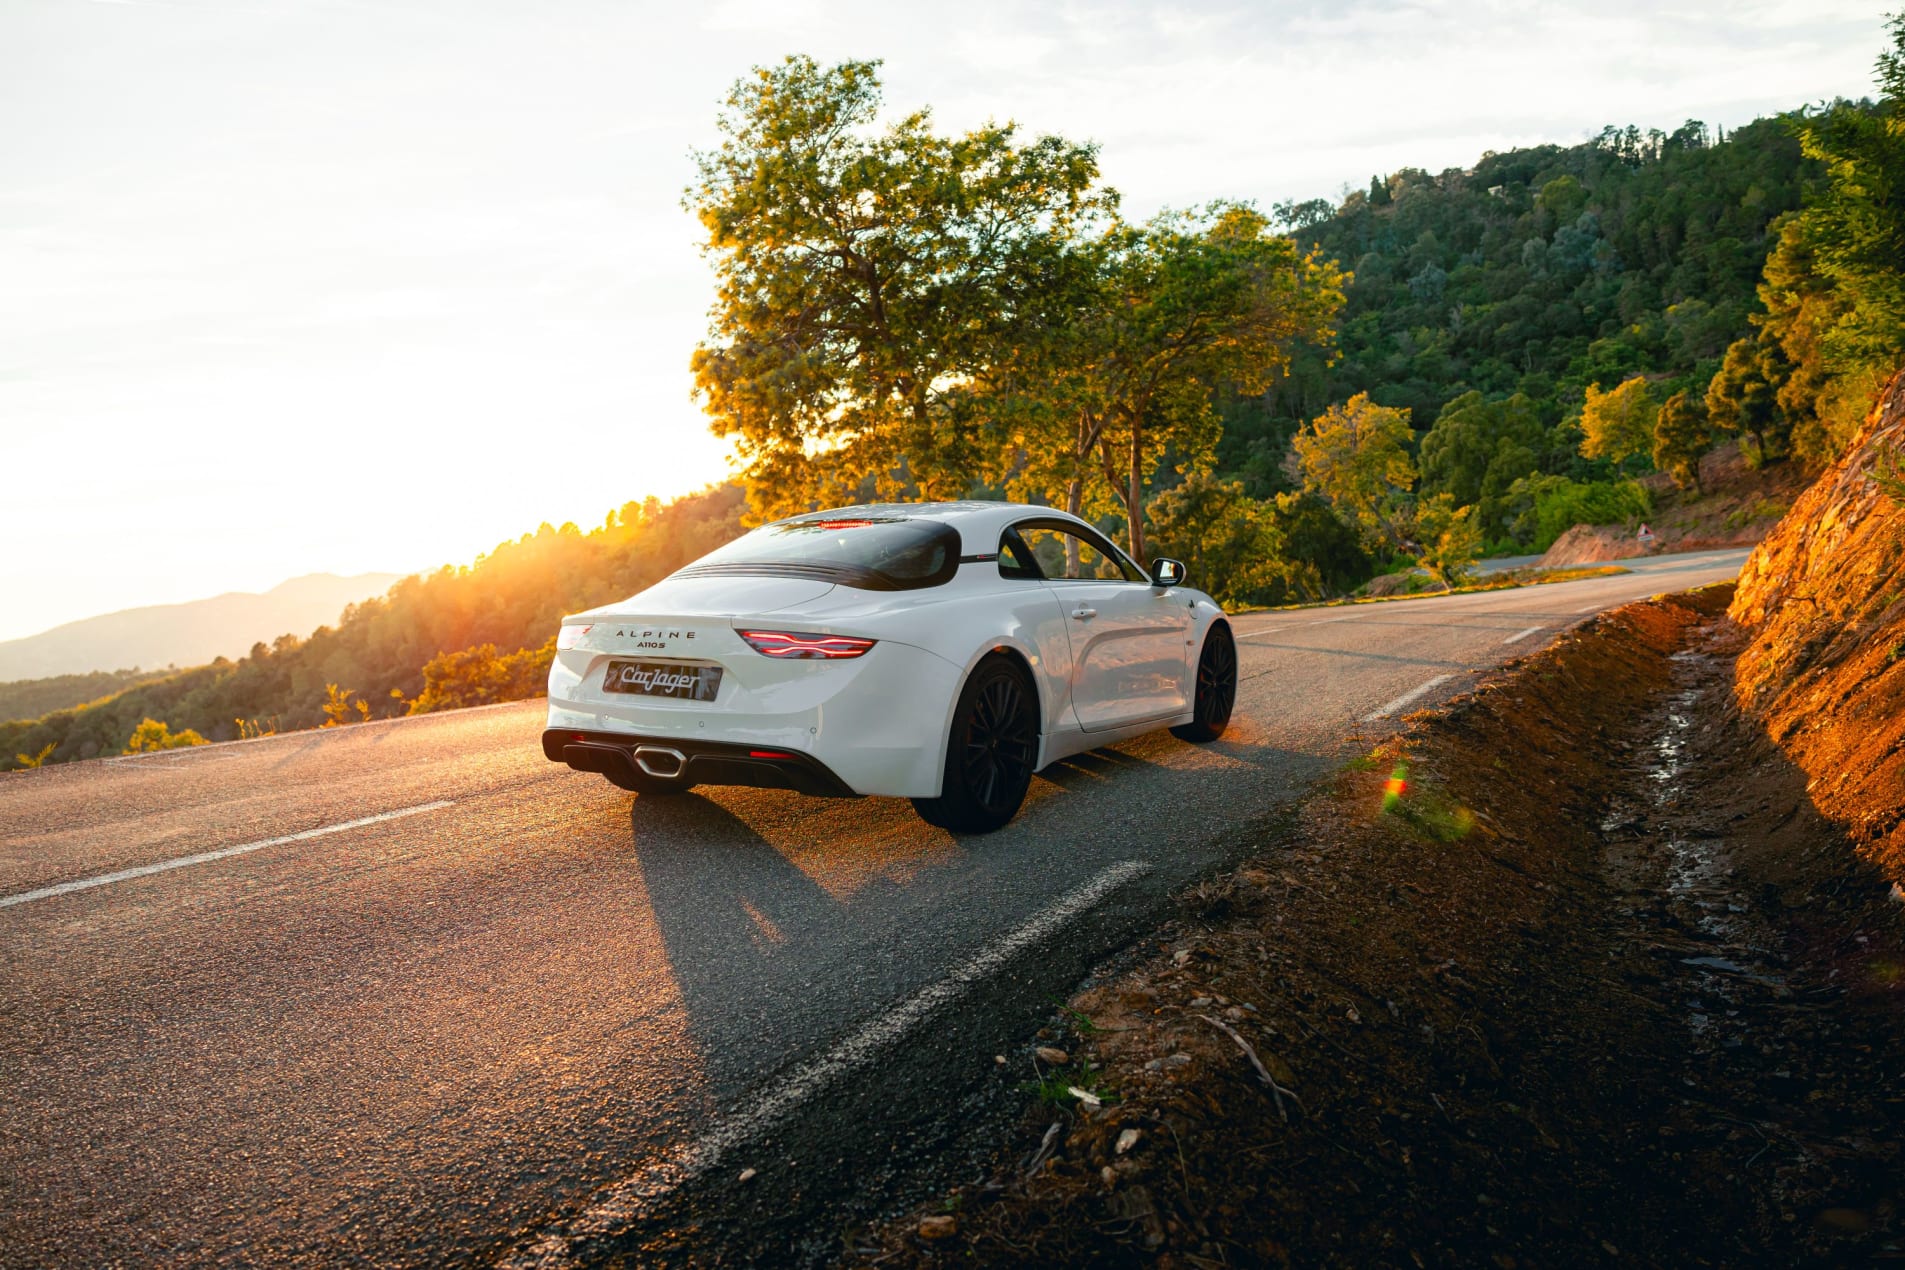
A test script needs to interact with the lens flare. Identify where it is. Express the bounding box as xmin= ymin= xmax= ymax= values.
xmin=1382 ymin=763 xmax=1409 ymax=812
